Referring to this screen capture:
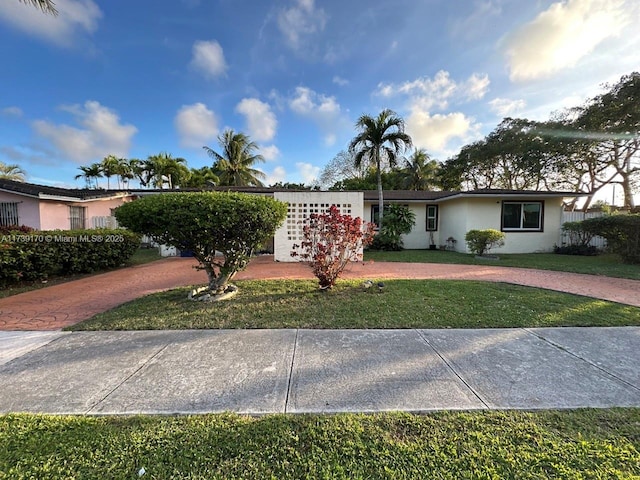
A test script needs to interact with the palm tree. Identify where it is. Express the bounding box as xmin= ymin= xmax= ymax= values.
xmin=349 ymin=109 xmax=412 ymax=227
xmin=74 ymin=163 xmax=103 ymax=189
xmin=100 ymin=155 xmax=120 ymax=189
xmin=18 ymin=0 xmax=57 ymax=15
xmin=400 ymin=149 xmax=439 ymax=190
xmin=204 ymin=129 xmax=266 ymax=187
xmin=145 ymin=153 xmax=188 ymax=189
xmin=0 ymin=162 xmax=26 ymax=182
